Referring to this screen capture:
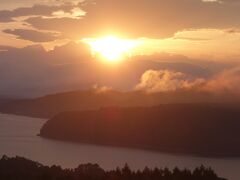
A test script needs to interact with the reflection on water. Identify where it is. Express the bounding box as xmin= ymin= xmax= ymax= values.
xmin=0 ymin=113 xmax=239 ymax=180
